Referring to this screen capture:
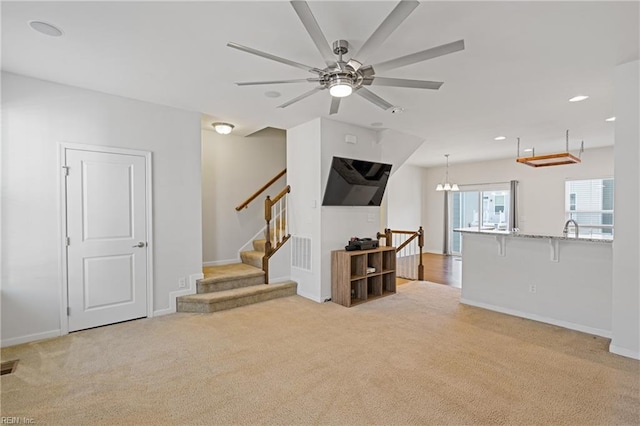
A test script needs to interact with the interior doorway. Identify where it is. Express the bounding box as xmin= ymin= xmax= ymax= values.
xmin=60 ymin=144 xmax=153 ymax=333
